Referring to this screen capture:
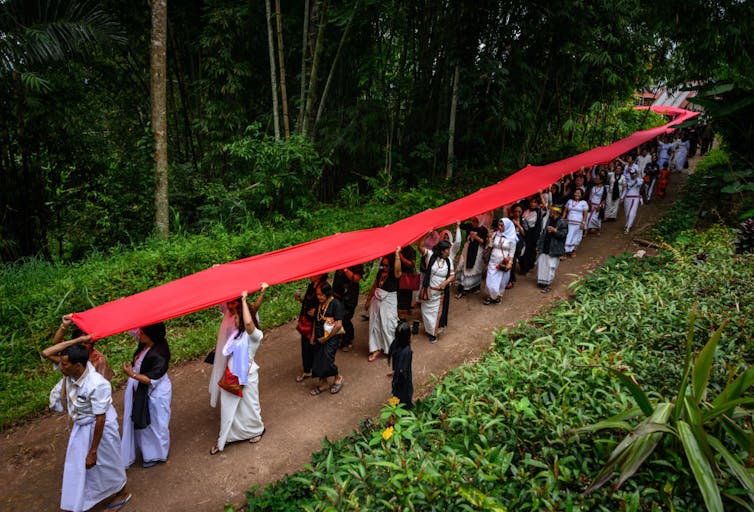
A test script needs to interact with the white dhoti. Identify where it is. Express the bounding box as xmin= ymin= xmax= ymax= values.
xmin=62 ymin=408 xmax=126 ymax=512
xmin=121 ymin=374 xmax=172 ymax=468
xmin=368 ymin=288 xmax=398 ymax=353
xmin=624 ymin=195 xmax=641 ymax=231
xmin=537 ymin=253 xmax=560 ymax=286
xmin=565 ymin=221 xmax=584 ymax=253
xmin=217 ymin=365 xmax=264 ymax=451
